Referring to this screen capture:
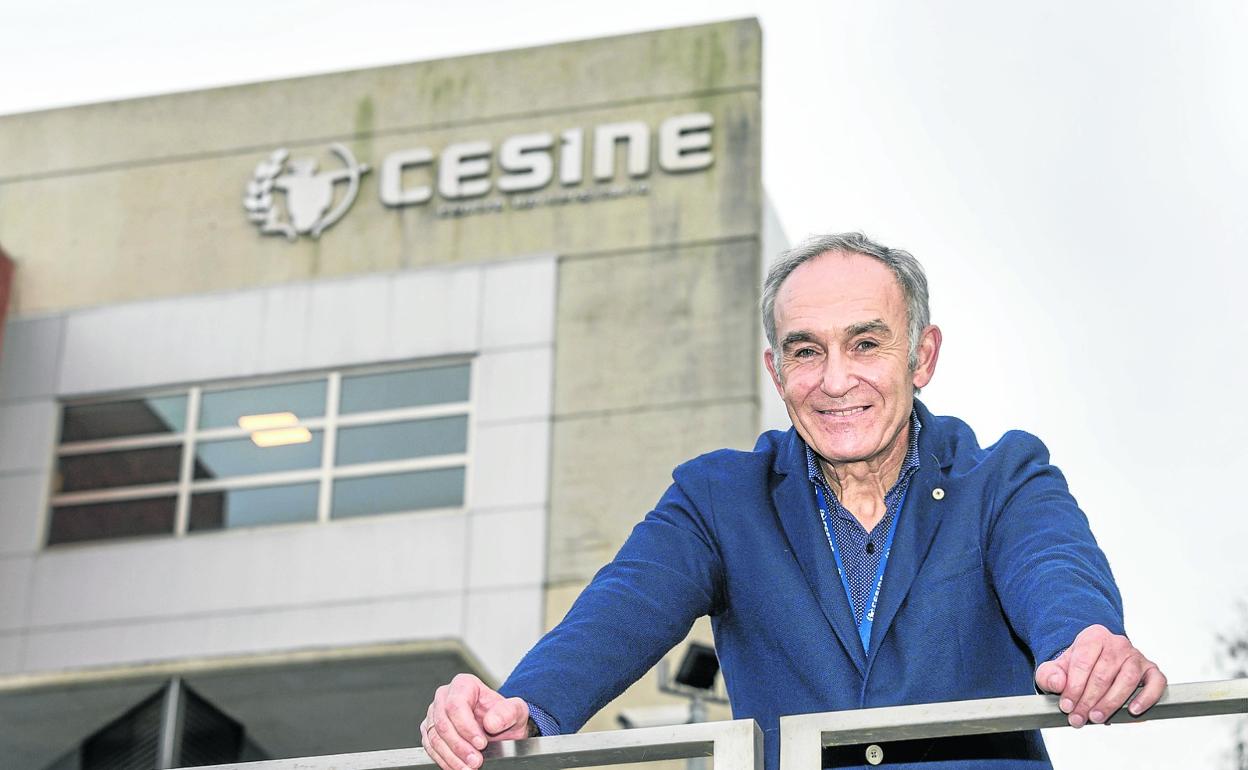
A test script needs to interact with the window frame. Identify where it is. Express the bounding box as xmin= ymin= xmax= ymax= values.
xmin=47 ymin=357 xmax=474 ymax=545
